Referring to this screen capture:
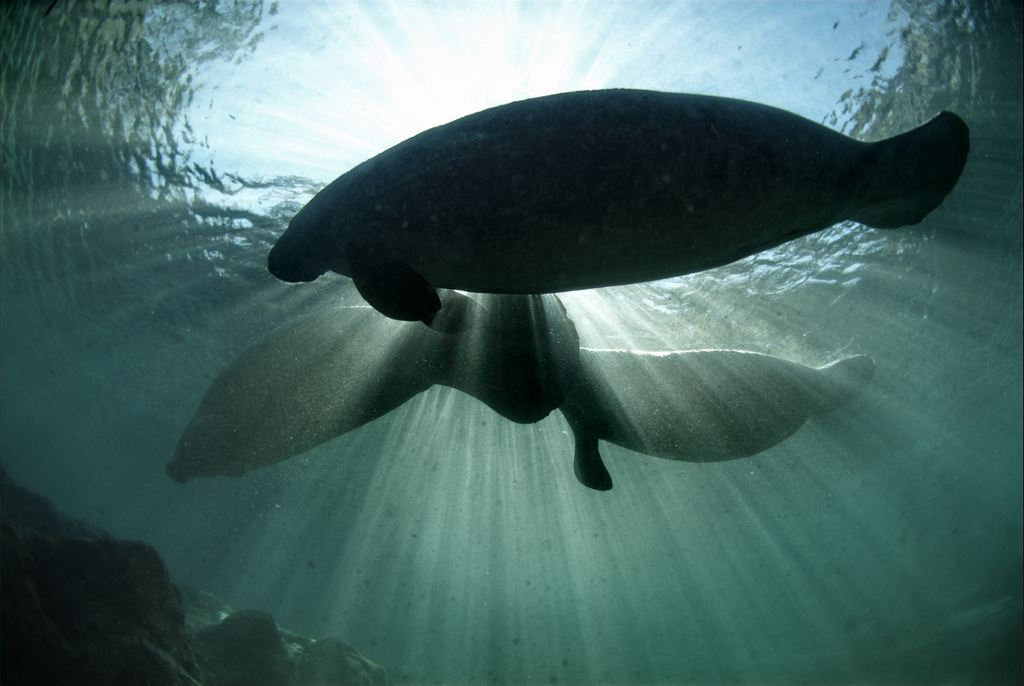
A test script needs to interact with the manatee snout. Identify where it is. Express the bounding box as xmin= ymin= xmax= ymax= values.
xmin=166 ymin=414 xmax=240 ymax=483
xmin=267 ymin=210 xmax=339 ymax=284
xmin=268 ymin=241 xmax=327 ymax=282
xmin=165 ymin=459 xmax=191 ymax=484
